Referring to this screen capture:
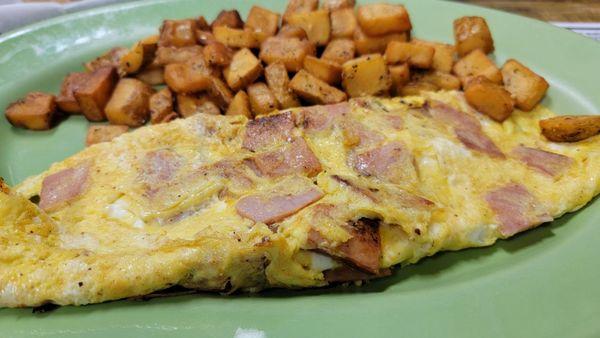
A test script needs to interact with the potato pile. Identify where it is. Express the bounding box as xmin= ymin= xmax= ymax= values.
xmin=5 ymin=0 xmax=600 ymax=144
